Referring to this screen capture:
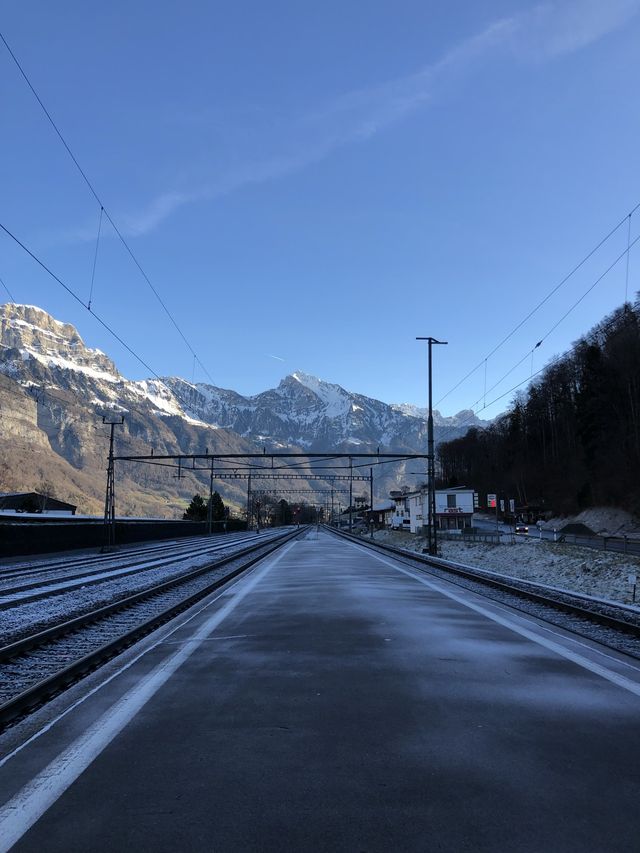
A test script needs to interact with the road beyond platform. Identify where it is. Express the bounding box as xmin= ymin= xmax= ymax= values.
xmin=1 ymin=530 xmax=639 ymax=852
